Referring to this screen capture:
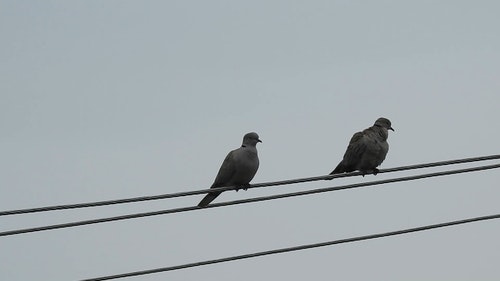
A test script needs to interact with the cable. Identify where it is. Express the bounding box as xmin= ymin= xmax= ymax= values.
xmin=1 ymin=154 xmax=499 ymax=216
xmin=1 ymin=163 xmax=499 ymax=237
xmin=81 ymin=213 xmax=500 ymax=280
